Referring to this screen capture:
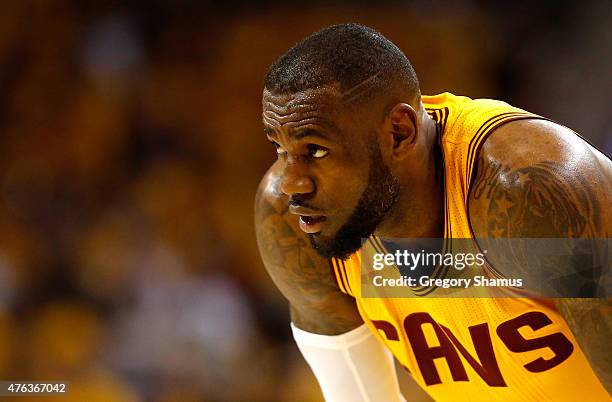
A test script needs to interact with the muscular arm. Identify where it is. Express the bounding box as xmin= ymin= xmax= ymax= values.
xmin=255 ymin=164 xmax=363 ymax=335
xmin=469 ymin=119 xmax=612 ymax=392
xmin=256 ymin=165 xmax=408 ymax=402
